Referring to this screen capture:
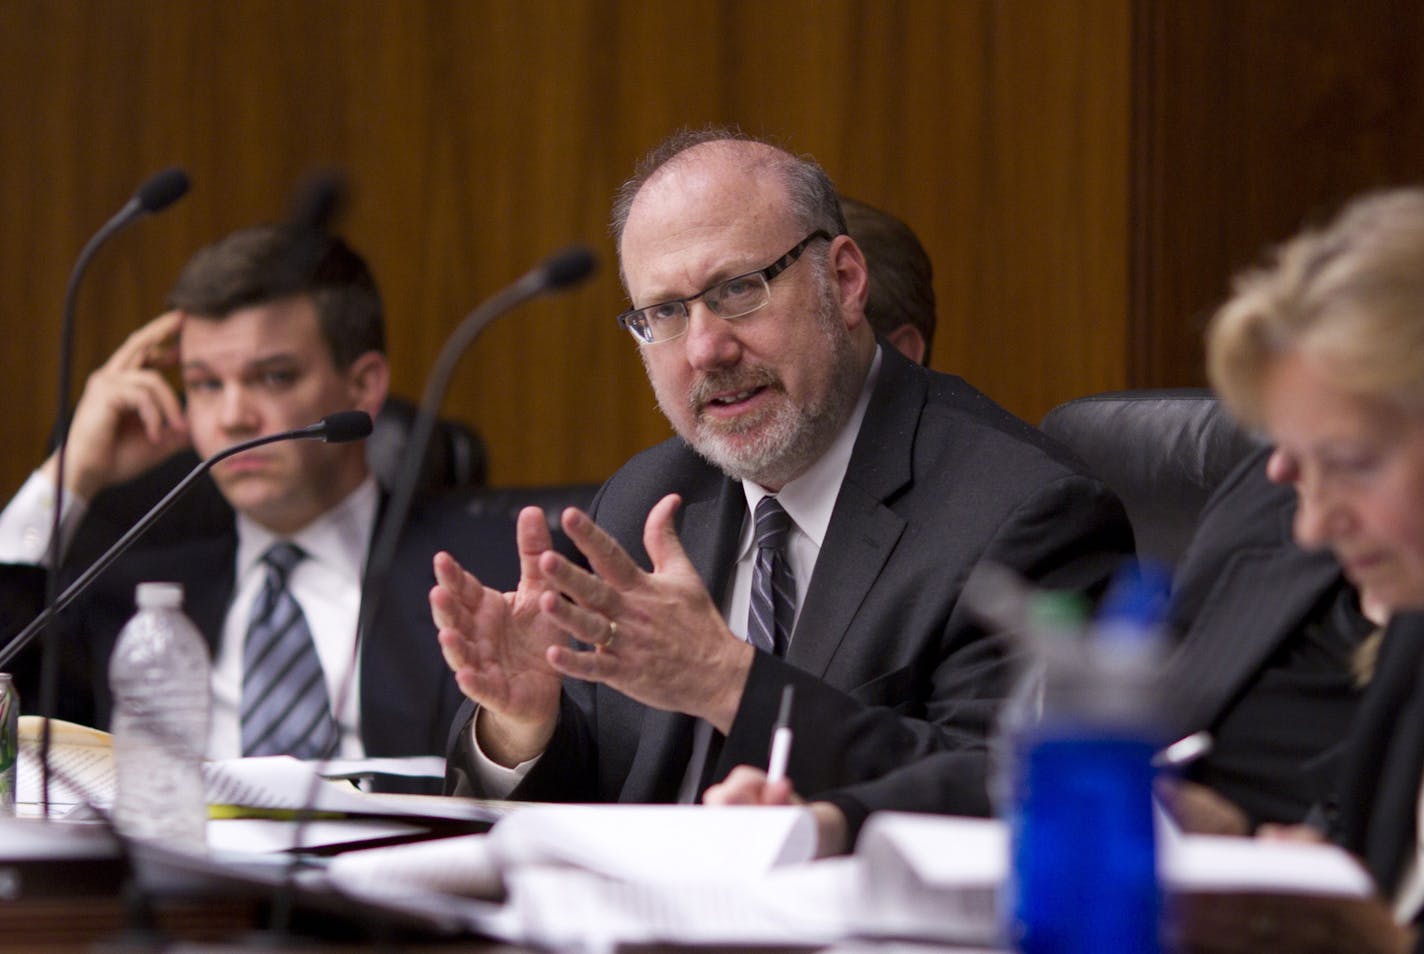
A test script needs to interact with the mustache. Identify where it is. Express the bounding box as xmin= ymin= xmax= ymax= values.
xmin=687 ymin=366 xmax=782 ymax=411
